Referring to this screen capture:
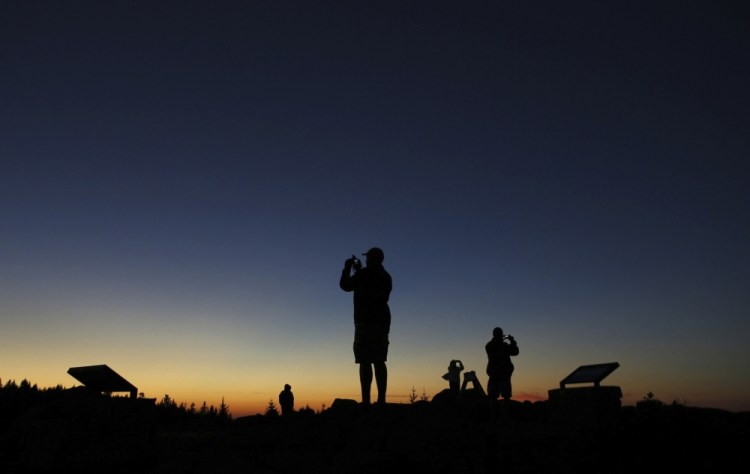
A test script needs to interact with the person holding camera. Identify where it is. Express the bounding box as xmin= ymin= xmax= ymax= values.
xmin=339 ymin=247 xmax=392 ymax=406
xmin=485 ymin=327 xmax=519 ymax=417
xmin=443 ymin=359 xmax=465 ymax=399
